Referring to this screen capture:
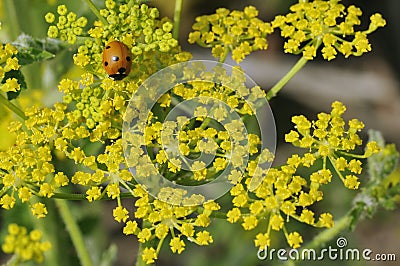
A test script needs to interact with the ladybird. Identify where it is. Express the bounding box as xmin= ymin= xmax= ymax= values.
xmin=102 ymin=41 xmax=132 ymax=80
